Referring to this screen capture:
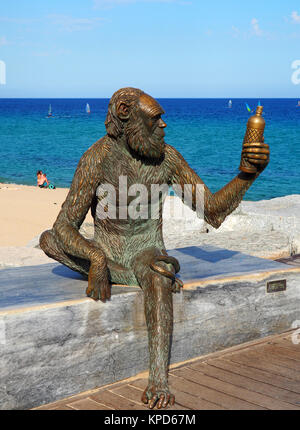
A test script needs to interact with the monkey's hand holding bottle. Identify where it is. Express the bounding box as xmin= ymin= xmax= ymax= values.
xmin=239 ymin=106 xmax=270 ymax=175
